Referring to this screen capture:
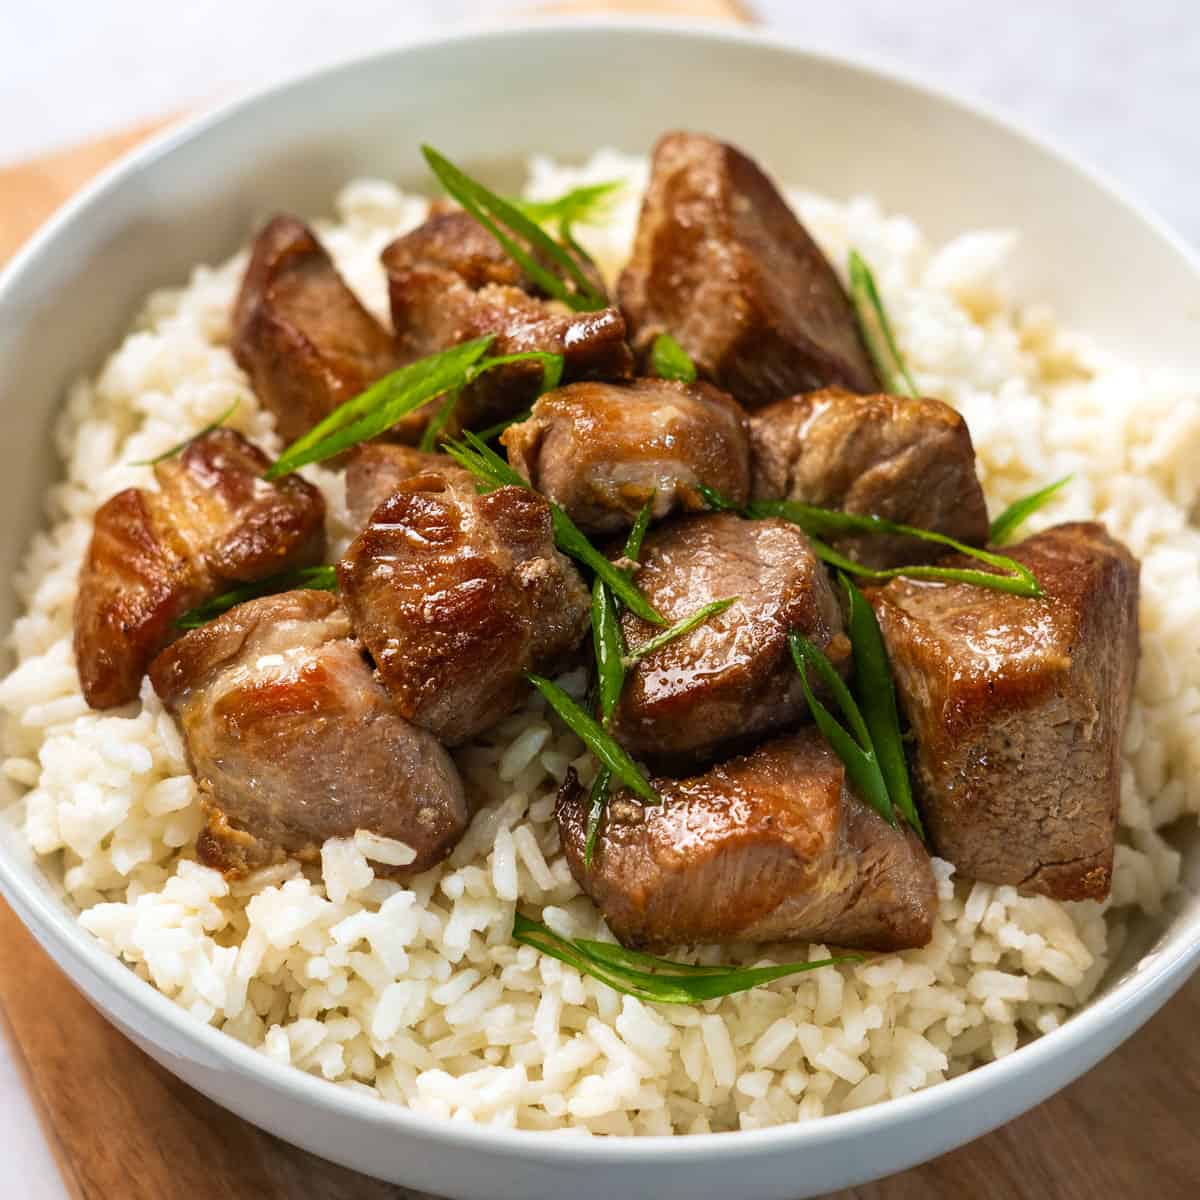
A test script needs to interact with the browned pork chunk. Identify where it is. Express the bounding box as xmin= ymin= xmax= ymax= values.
xmin=344 ymin=444 xmax=475 ymax=528
xmin=501 ymin=379 xmax=751 ymax=535
xmin=749 ymin=388 xmax=990 ymax=568
xmin=338 ymin=475 xmax=590 ymax=745
xmin=382 ymin=210 xmax=633 ymax=429
xmin=617 ymin=132 xmax=878 ymax=408
xmin=609 ymin=513 xmax=849 ymax=770
xmin=559 ymin=728 xmax=935 ymax=952
xmin=233 ymin=215 xmax=401 ymax=445
xmin=150 ymin=590 xmax=467 ymax=877
xmin=869 ymin=523 xmax=1139 ymax=900
xmin=74 ymin=430 xmax=326 ymax=709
